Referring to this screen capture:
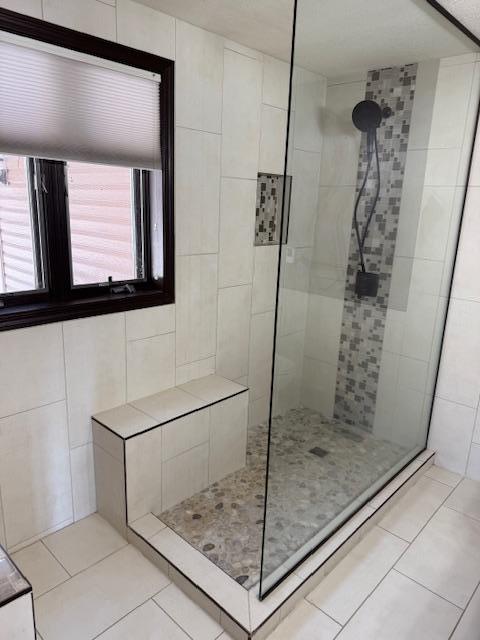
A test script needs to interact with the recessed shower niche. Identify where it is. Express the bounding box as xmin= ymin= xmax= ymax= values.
xmin=92 ymin=1 xmax=479 ymax=637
